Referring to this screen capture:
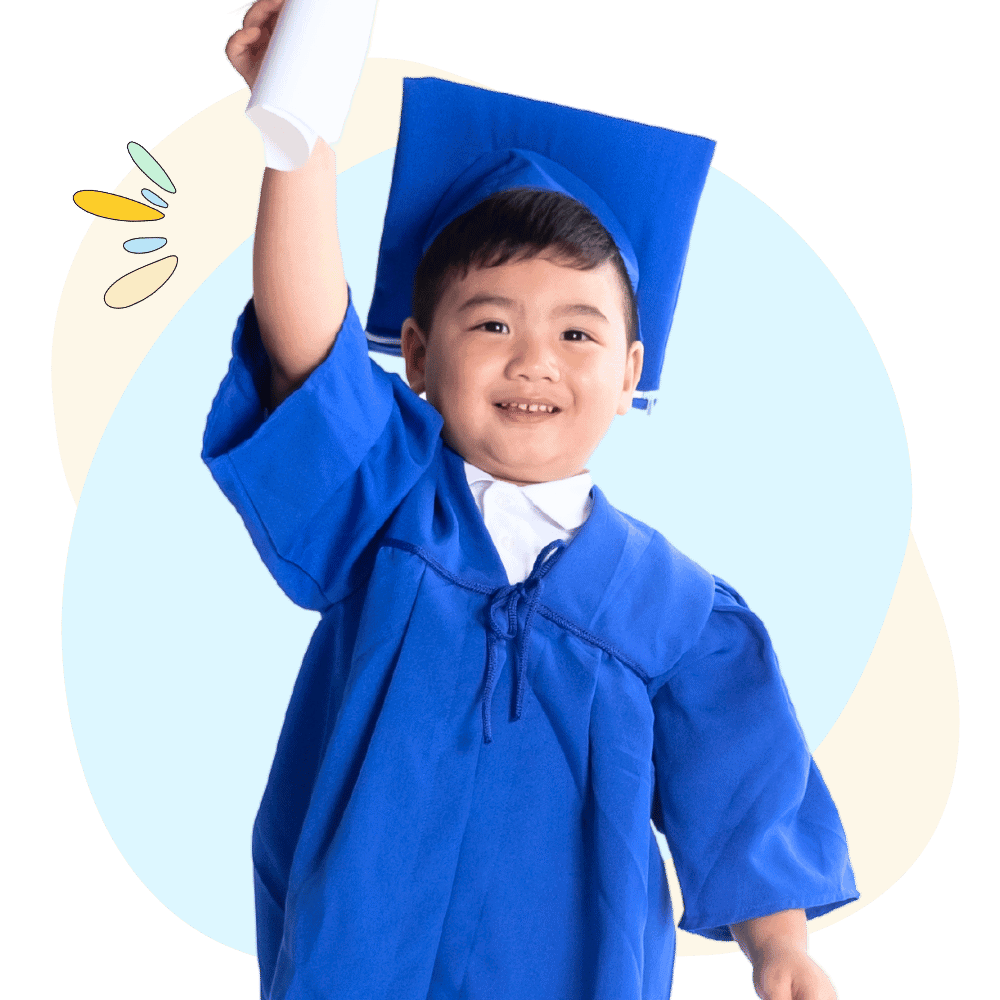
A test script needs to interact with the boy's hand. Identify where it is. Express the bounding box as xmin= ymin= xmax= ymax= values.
xmin=749 ymin=942 xmax=837 ymax=1000
xmin=729 ymin=910 xmax=837 ymax=1000
xmin=226 ymin=0 xmax=285 ymax=90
